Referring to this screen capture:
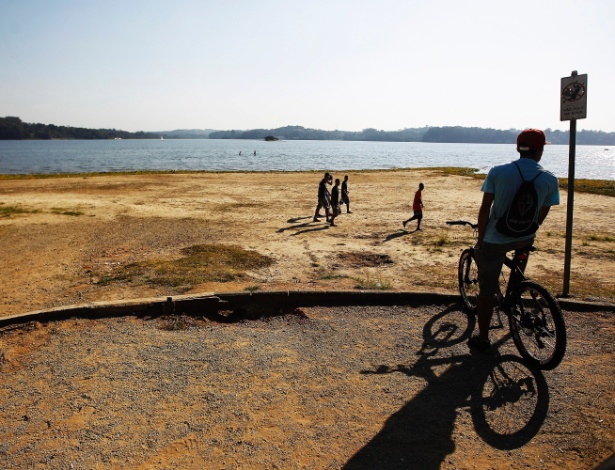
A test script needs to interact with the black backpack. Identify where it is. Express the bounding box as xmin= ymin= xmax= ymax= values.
xmin=496 ymin=162 xmax=543 ymax=237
